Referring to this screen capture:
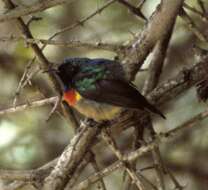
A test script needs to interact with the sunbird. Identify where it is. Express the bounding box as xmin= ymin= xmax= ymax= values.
xmin=56 ymin=58 xmax=165 ymax=122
